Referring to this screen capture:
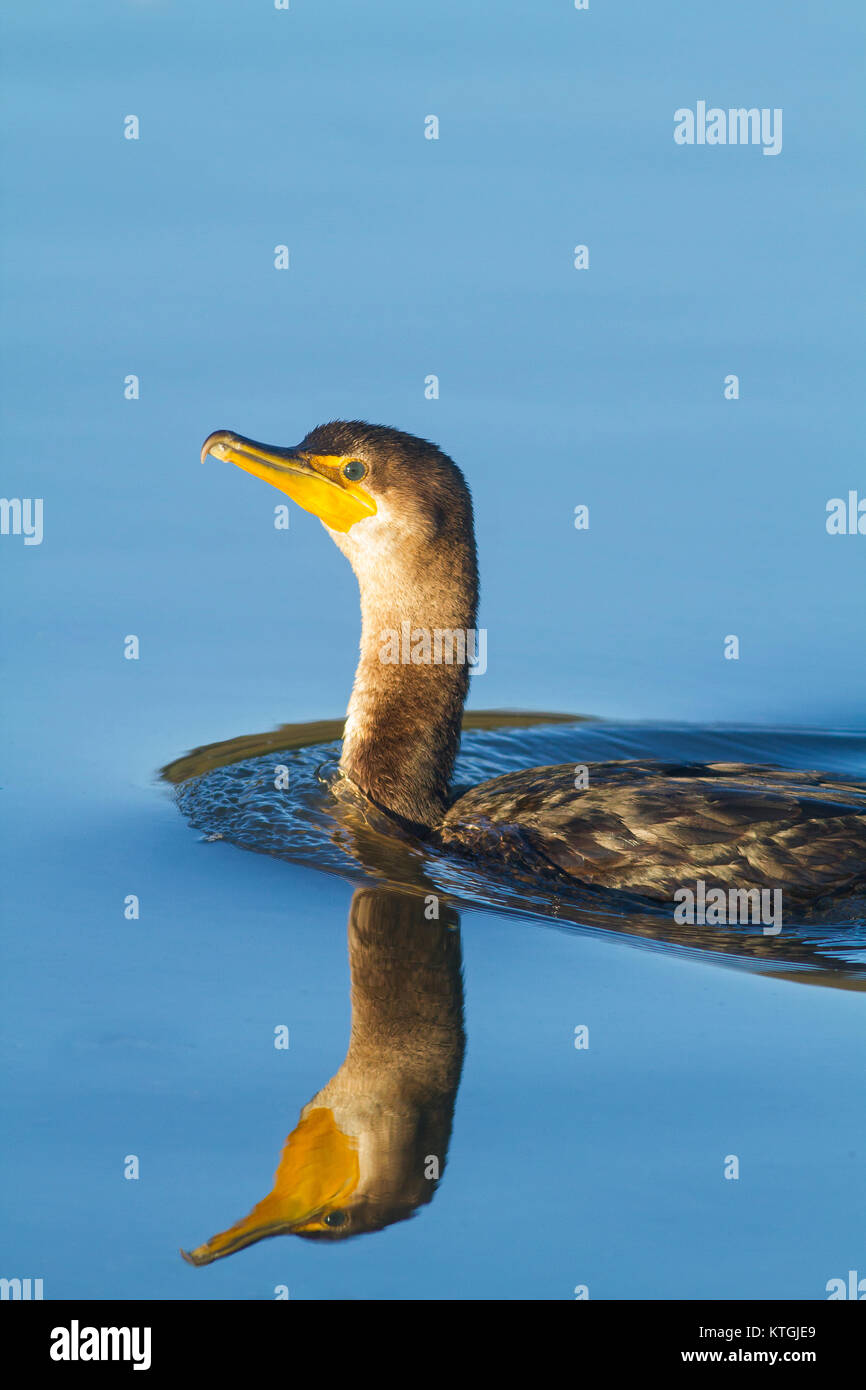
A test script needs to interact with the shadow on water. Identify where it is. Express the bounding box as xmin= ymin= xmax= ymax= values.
xmin=165 ymin=712 xmax=866 ymax=1260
